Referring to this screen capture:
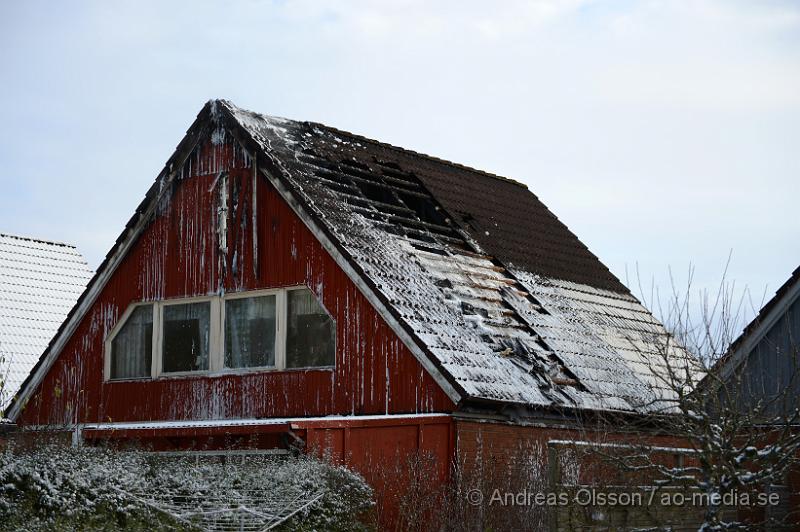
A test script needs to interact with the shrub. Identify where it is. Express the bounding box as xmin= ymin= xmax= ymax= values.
xmin=0 ymin=444 xmax=373 ymax=531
